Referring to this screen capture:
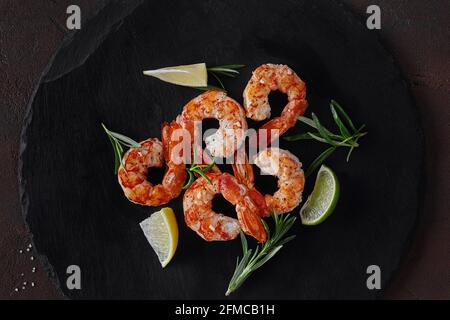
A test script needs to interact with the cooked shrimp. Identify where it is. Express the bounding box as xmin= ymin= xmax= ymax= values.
xmin=232 ymin=151 xmax=268 ymax=216
xmin=118 ymin=123 xmax=186 ymax=206
xmin=220 ymin=173 xmax=267 ymax=243
xmin=254 ymin=148 xmax=305 ymax=214
xmin=243 ymin=64 xmax=308 ymax=146
xmin=161 ymin=121 xmax=189 ymax=197
xmin=183 ymin=173 xmax=240 ymax=241
xmin=177 ymin=90 xmax=248 ymax=159
xmin=183 ymin=172 xmax=267 ymax=243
